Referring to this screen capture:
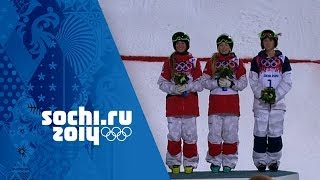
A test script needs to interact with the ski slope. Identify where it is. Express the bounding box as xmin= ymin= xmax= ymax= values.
xmin=99 ymin=1 xmax=320 ymax=179
xmin=100 ymin=0 xmax=320 ymax=60
xmin=124 ymin=61 xmax=320 ymax=180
